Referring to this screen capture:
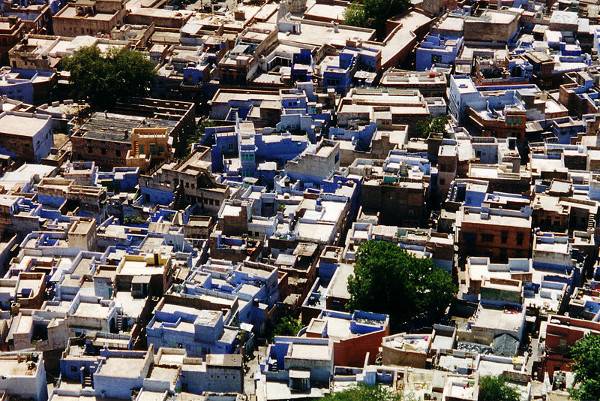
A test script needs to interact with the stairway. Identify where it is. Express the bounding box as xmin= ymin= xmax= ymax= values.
xmin=172 ymin=184 xmax=188 ymax=210
xmin=116 ymin=314 xmax=123 ymax=332
xmin=587 ymin=212 xmax=596 ymax=231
